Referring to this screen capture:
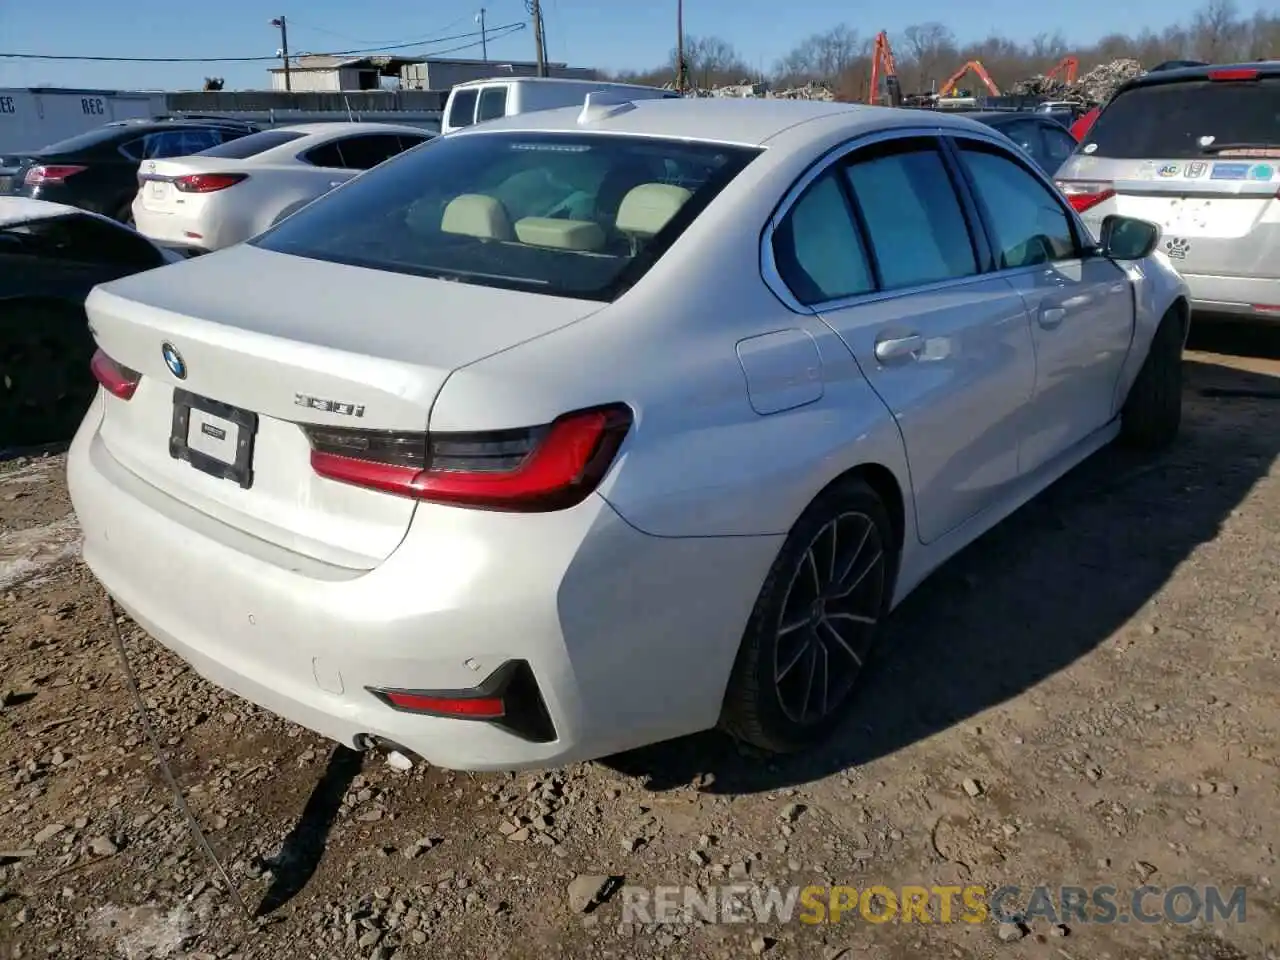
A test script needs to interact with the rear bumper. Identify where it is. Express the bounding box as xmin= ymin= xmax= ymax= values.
xmin=68 ymin=395 xmax=780 ymax=770
xmin=1185 ymin=273 xmax=1280 ymax=321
